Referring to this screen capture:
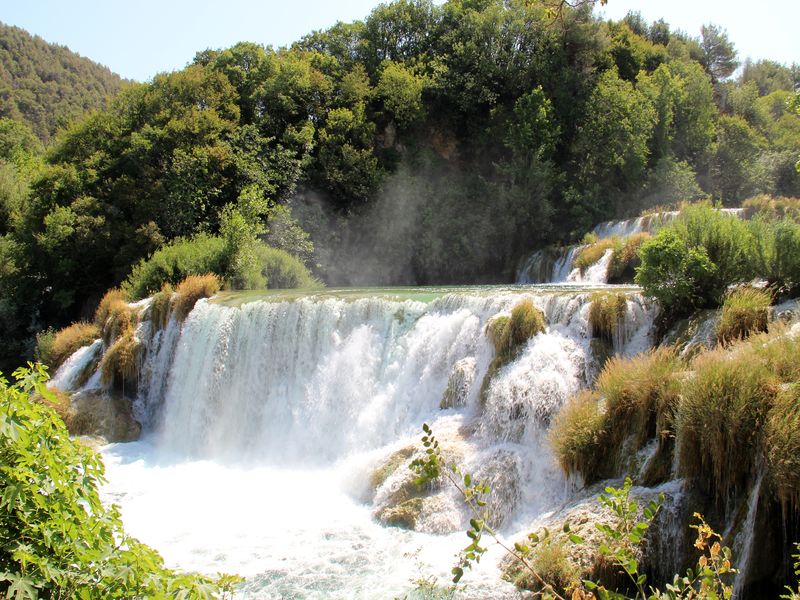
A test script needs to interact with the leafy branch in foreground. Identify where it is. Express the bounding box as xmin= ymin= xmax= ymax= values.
xmin=0 ymin=363 xmax=237 ymax=599
xmin=410 ymin=424 xmax=737 ymax=600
